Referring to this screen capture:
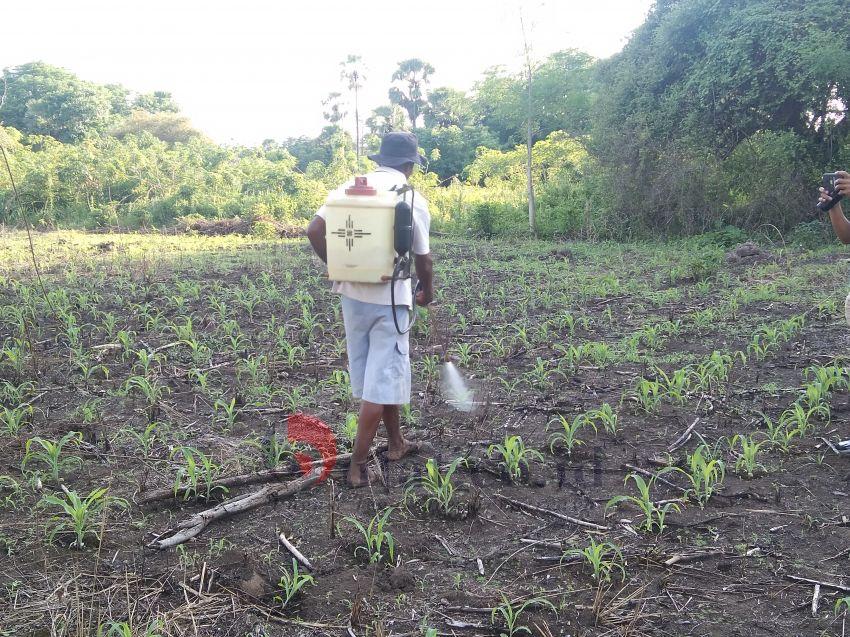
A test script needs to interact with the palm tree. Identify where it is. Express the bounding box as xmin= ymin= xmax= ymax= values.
xmin=340 ymin=55 xmax=366 ymax=159
xmin=389 ymin=58 xmax=435 ymax=127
